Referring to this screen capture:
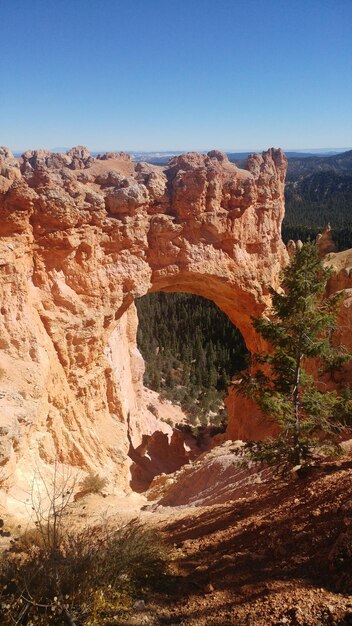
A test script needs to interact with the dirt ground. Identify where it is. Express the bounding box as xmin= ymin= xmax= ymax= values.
xmin=112 ymin=445 xmax=352 ymax=625
xmin=3 ymin=442 xmax=352 ymax=625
